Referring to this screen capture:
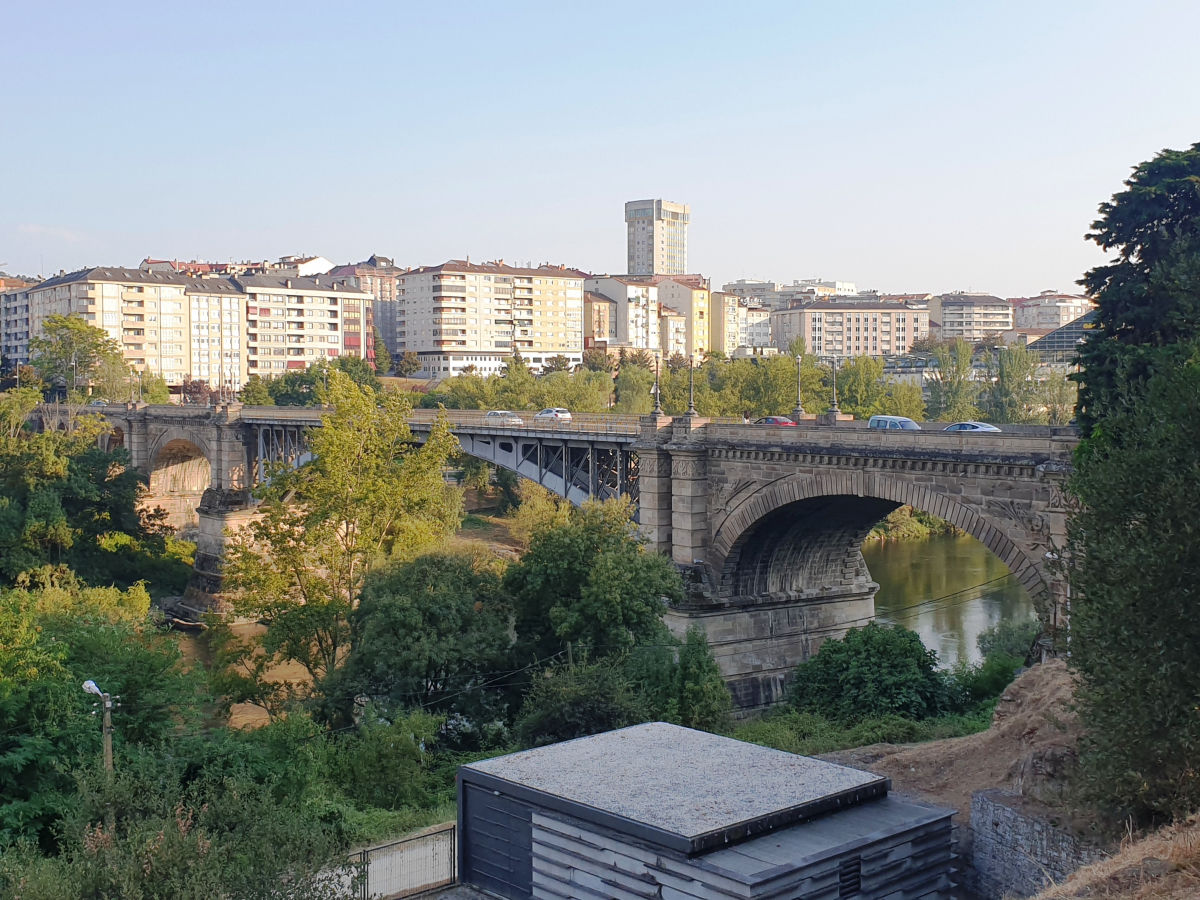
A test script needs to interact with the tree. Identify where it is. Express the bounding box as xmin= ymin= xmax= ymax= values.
xmin=1076 ymin=142 xmax=1200 ymax=433
xmin=1039 ymin=368 xmax=1077 ymax=424
xmin=267 ymin=366 xmax=323 ymax=407
xmin=621 ymin=348 xmax=655 ymax=370
xmin=613 ymin=365 xmax=654 ymax=414
xmin=1066 ymin=343 xmax=1200 ymax=821
xmin=140 ymin=373 xmax=171 ymax=404
xmin=790 ymin=622 xmax=955 ymax=722
xmin=927 ymin=338 xmax=980 ymax=421
xmin=333 ymin=355 xmax=381 ymax=393
xmin=91 ymin=355 xmax=137 ymax=403
xmin=581 ymin=348 xmax=614 ymax=372
xmin=214 ymin=371 xmax=463 ymax=716
xmin=180 ymin=376 xmax=214 ymax=406
xmin=835 ymin=356 xmax=887 ymax=419
xmin=395 ymin=351 xmax=421 ymax=377
xmin=239 ymin=374 xmax=274 ymax=405
xmin=373 ymin=328 xmax=393 ymax=375
xmin=666 ymin=352 xmax=689 ymax=373
xmin=506 ymin=497 xmax=683 ymax=663
xmin=542 ymin=354 xmax=571 ymax=373
xmin=29 ymin=314 xmax=123 ymax=396
xmin=672 ymin=626 xmax=732 ymax=731
xmin=336 ymin=552 xmax=512 ymax=719
xmin=982 ymin=345 xmax=1043 ymax=423
xmin=514 ymin=658 xmax=649 ymax=748
xmin=874 ymin=379 xmax=926 ymax=420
